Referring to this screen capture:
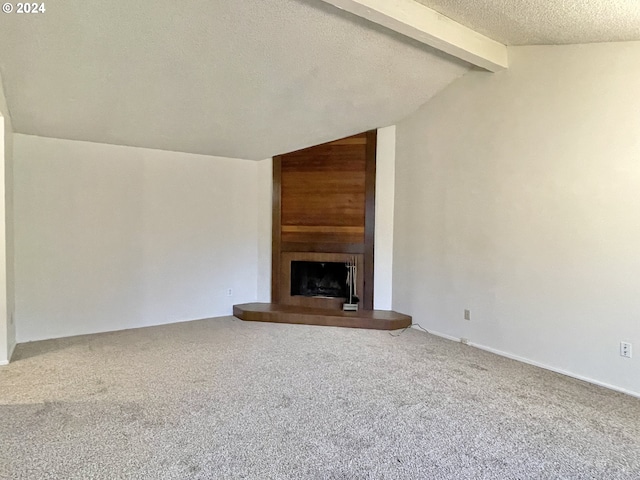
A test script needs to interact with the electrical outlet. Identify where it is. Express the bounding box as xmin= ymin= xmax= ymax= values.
xmin=464 ymin=309 xmax=471 ymax=321
xmin=227 ymin=289 xmax=233 ymax=297
xmin=620 ymin=342 xmax=632 ymax=359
